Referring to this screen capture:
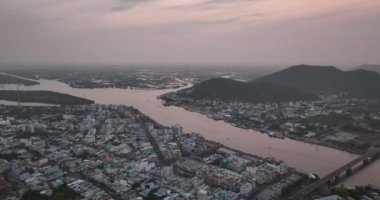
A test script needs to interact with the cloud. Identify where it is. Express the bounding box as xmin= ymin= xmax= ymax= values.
xmin=109 ymin=6 xmax=131 ymax=12
xmin=202 ymin=0 xmax=239 ymax=4
xmin=109 ymin=0 xmax=151 ymax=12
xmin=0 ymin=0 xmax=379 ymax=66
